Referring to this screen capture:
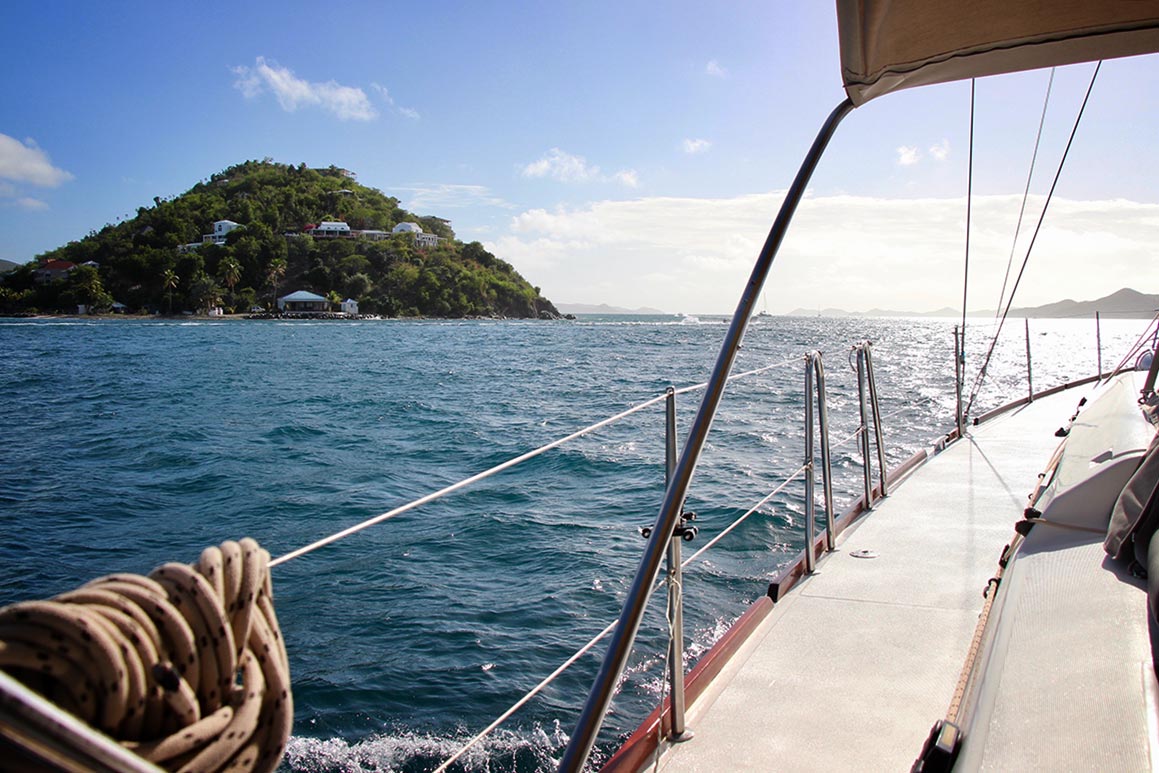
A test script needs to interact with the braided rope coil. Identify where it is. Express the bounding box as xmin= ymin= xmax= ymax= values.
xmin=0 ymin=538 xmax=292 ymax=773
